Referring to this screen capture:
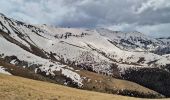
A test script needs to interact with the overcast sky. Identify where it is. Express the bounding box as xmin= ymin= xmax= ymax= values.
xmin=0 ymin=0 xmax=170 ymax=37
